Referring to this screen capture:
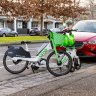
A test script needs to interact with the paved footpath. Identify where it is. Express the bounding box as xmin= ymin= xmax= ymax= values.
xmin=0 ymin=64 xmax=96 ymax=96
